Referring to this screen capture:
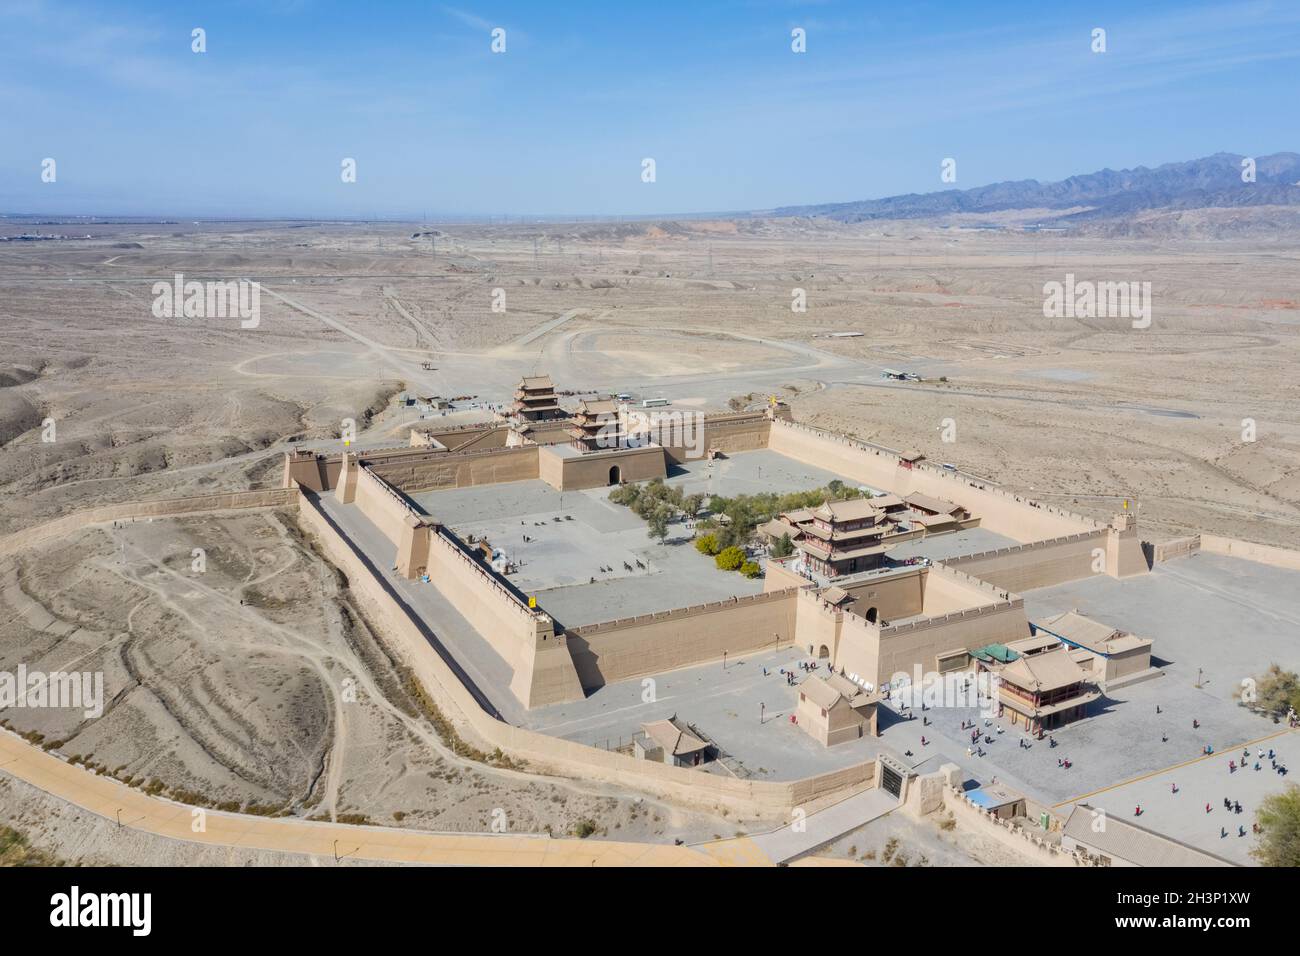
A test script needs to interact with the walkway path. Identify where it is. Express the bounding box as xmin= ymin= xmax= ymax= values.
xmin=0 ymin=729 xmax=742 ymax=867
xmin=744 ymin=786 xmax=900 ymax=863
